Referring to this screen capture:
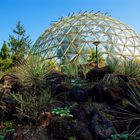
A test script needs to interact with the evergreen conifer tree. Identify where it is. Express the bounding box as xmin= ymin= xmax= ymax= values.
xmin=8 ymin=21 xmax=31 ymax=65
xmin=0 ymin=41 xmax=12 ymax=70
